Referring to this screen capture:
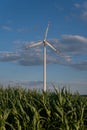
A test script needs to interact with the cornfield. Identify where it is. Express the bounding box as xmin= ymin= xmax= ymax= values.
xmin=0 ymin=85 xmax=87 ymax=130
